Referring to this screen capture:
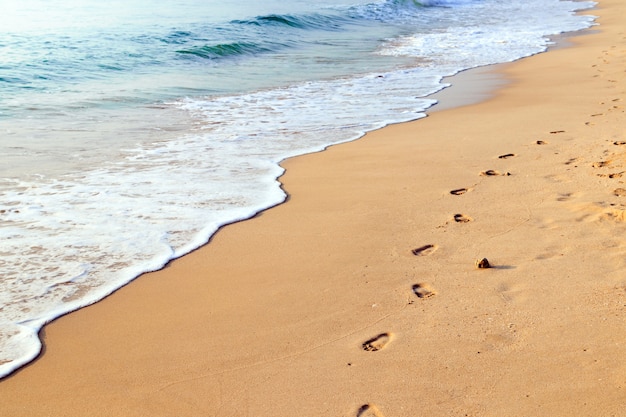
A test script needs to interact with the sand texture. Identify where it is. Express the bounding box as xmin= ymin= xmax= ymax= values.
xmin=1 ymin=1 xmax=625 ymax=416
